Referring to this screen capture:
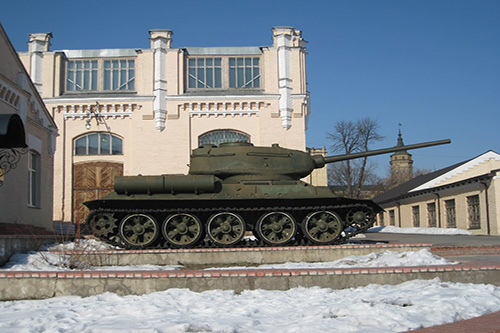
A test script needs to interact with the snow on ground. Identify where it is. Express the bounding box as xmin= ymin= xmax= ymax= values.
xmin=0 ymin=278 xmax=499 ymax=332
xmin=368 ymin=225 xmax=474 ymax=235
xmin=0 ymin=237 xmax=455 ymax=271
